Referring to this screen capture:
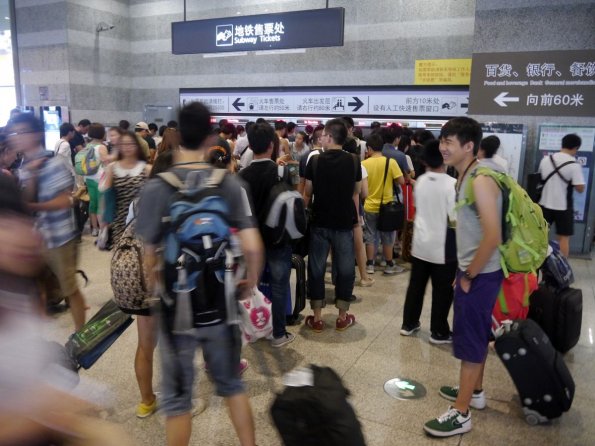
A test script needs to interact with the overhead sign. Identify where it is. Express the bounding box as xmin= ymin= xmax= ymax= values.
xmin=469 ymin=50 xmax=595 ymax=117
xmin=172 ymin=8 xmax=344 ymax=55
xmin=415 ymin=59 xmax=472 ymax=85
xmin=179 ymin=87 xmax=469 ymax=118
